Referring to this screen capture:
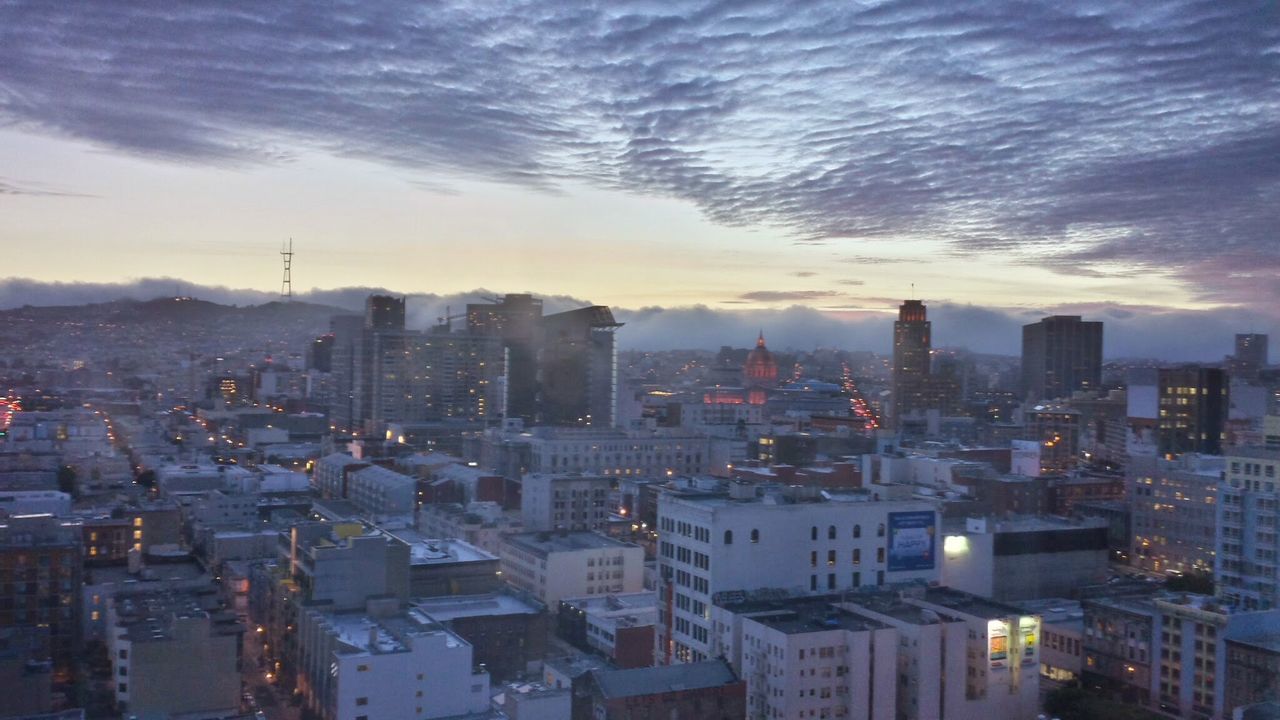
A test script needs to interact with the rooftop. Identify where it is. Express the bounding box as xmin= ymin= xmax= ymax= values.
xmin=923 ymin=587 xmax=1033 ymax=619
xmin=592 ymin=659 xmax=739 ymax=700
xmin=504 ymin=531 xmax=637 ymax=556
xmin=413 ymin=592 xmax=543 ymax=622
xmin=378 ymin=528 xmax=497 ymax=565
xmin=1228 ymin=634 xmax=1280 ymax=654
xmin=317 ymin=605 xmax=462 ymax=656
